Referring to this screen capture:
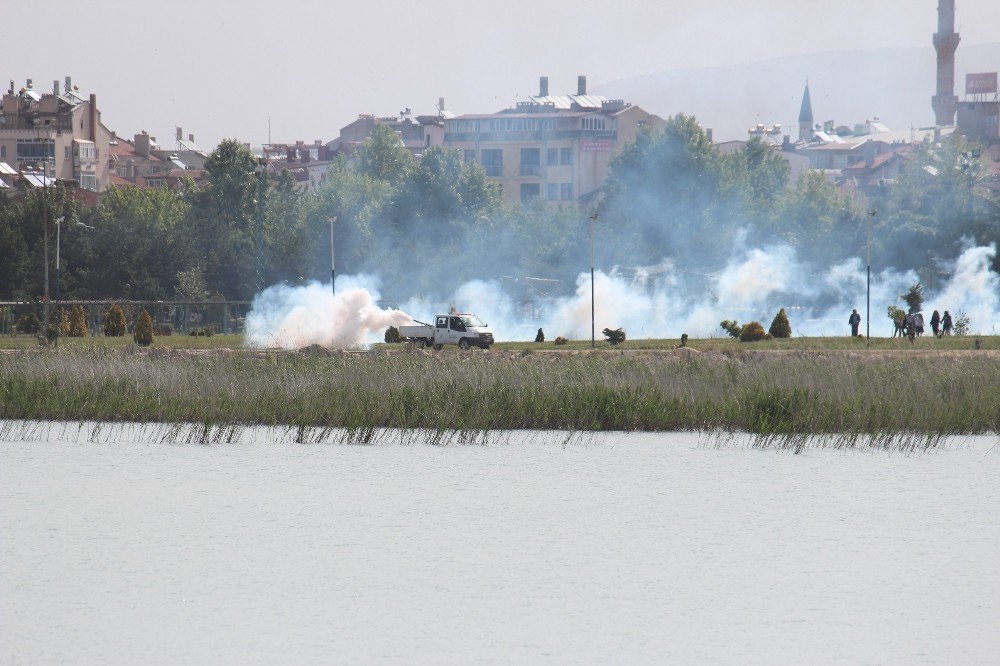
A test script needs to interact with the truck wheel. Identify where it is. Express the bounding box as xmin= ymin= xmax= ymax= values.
xmin=433 ymin=343 xmax=443 ymax=351
xmin=458 ymin=338 xmax=471 ymax=351
xmin=422 ymin=338 xmax=432 ymax=348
